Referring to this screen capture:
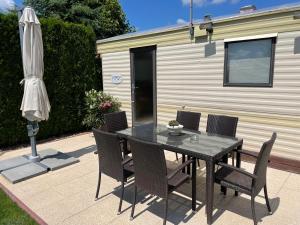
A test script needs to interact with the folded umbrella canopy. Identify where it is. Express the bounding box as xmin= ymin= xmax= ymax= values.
xmin=19 ymin=7 xmax=50 ymax=122
xmin=19 ymin=7 xmax=50 ymax=161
